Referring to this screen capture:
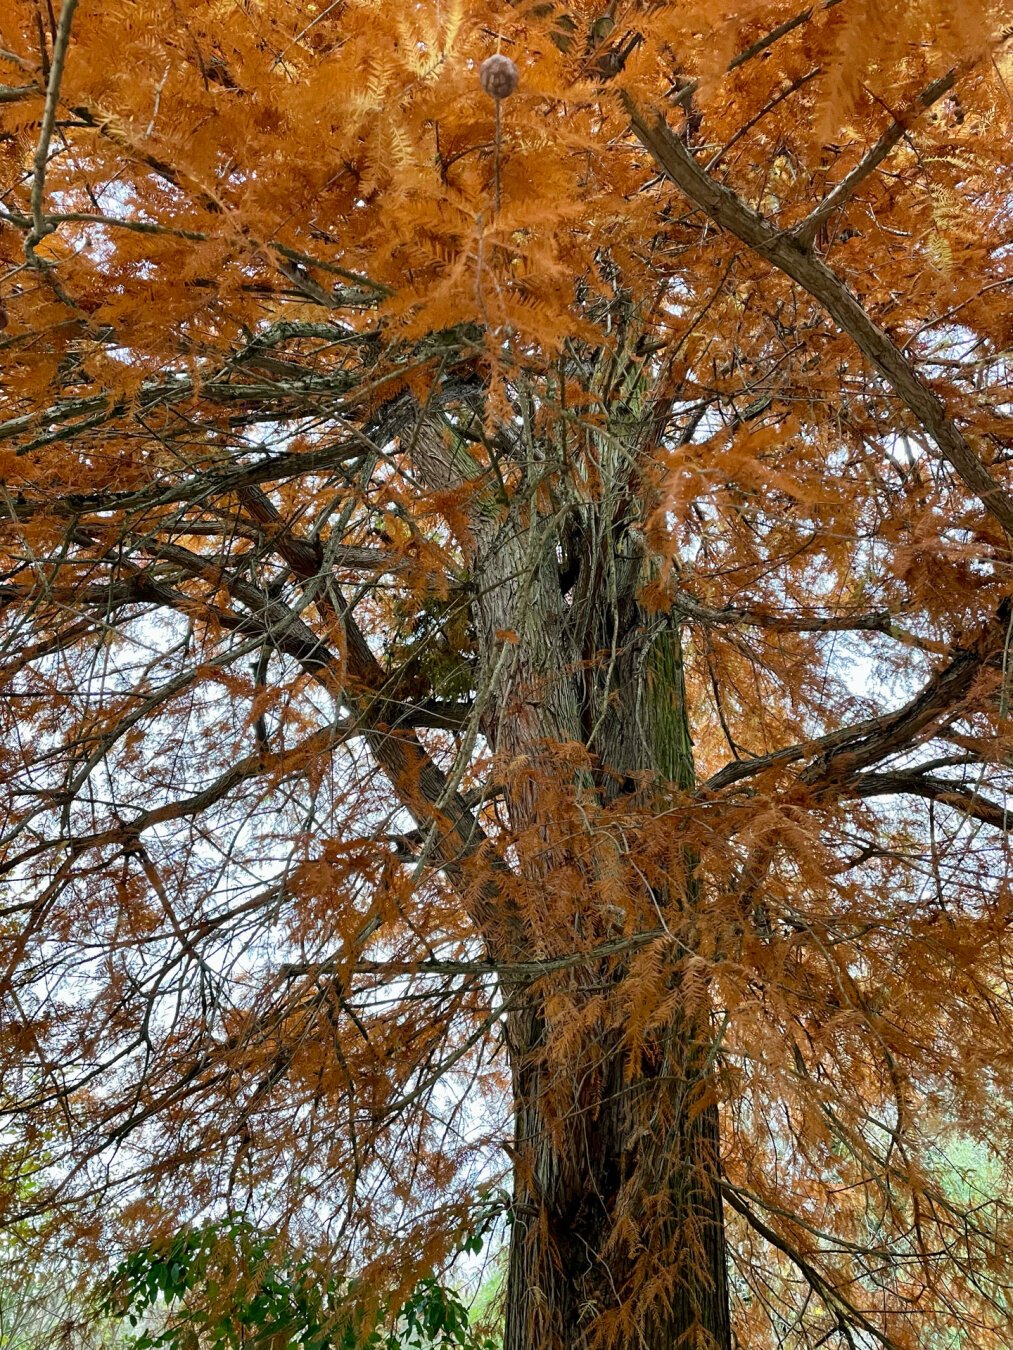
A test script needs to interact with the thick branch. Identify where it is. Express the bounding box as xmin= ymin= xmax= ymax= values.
xmin=802 ymin=600 xmax=1010 ymax=788
xmin=155 ymin=504 xmax=517 ymax=937
xmin=851 ymin=770 xmax=1012 ymax=830
xmin=625 ymin=93 xmax=1013 ymax=538
xmin=704 ymin=602 xmax=1010 ymax=793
